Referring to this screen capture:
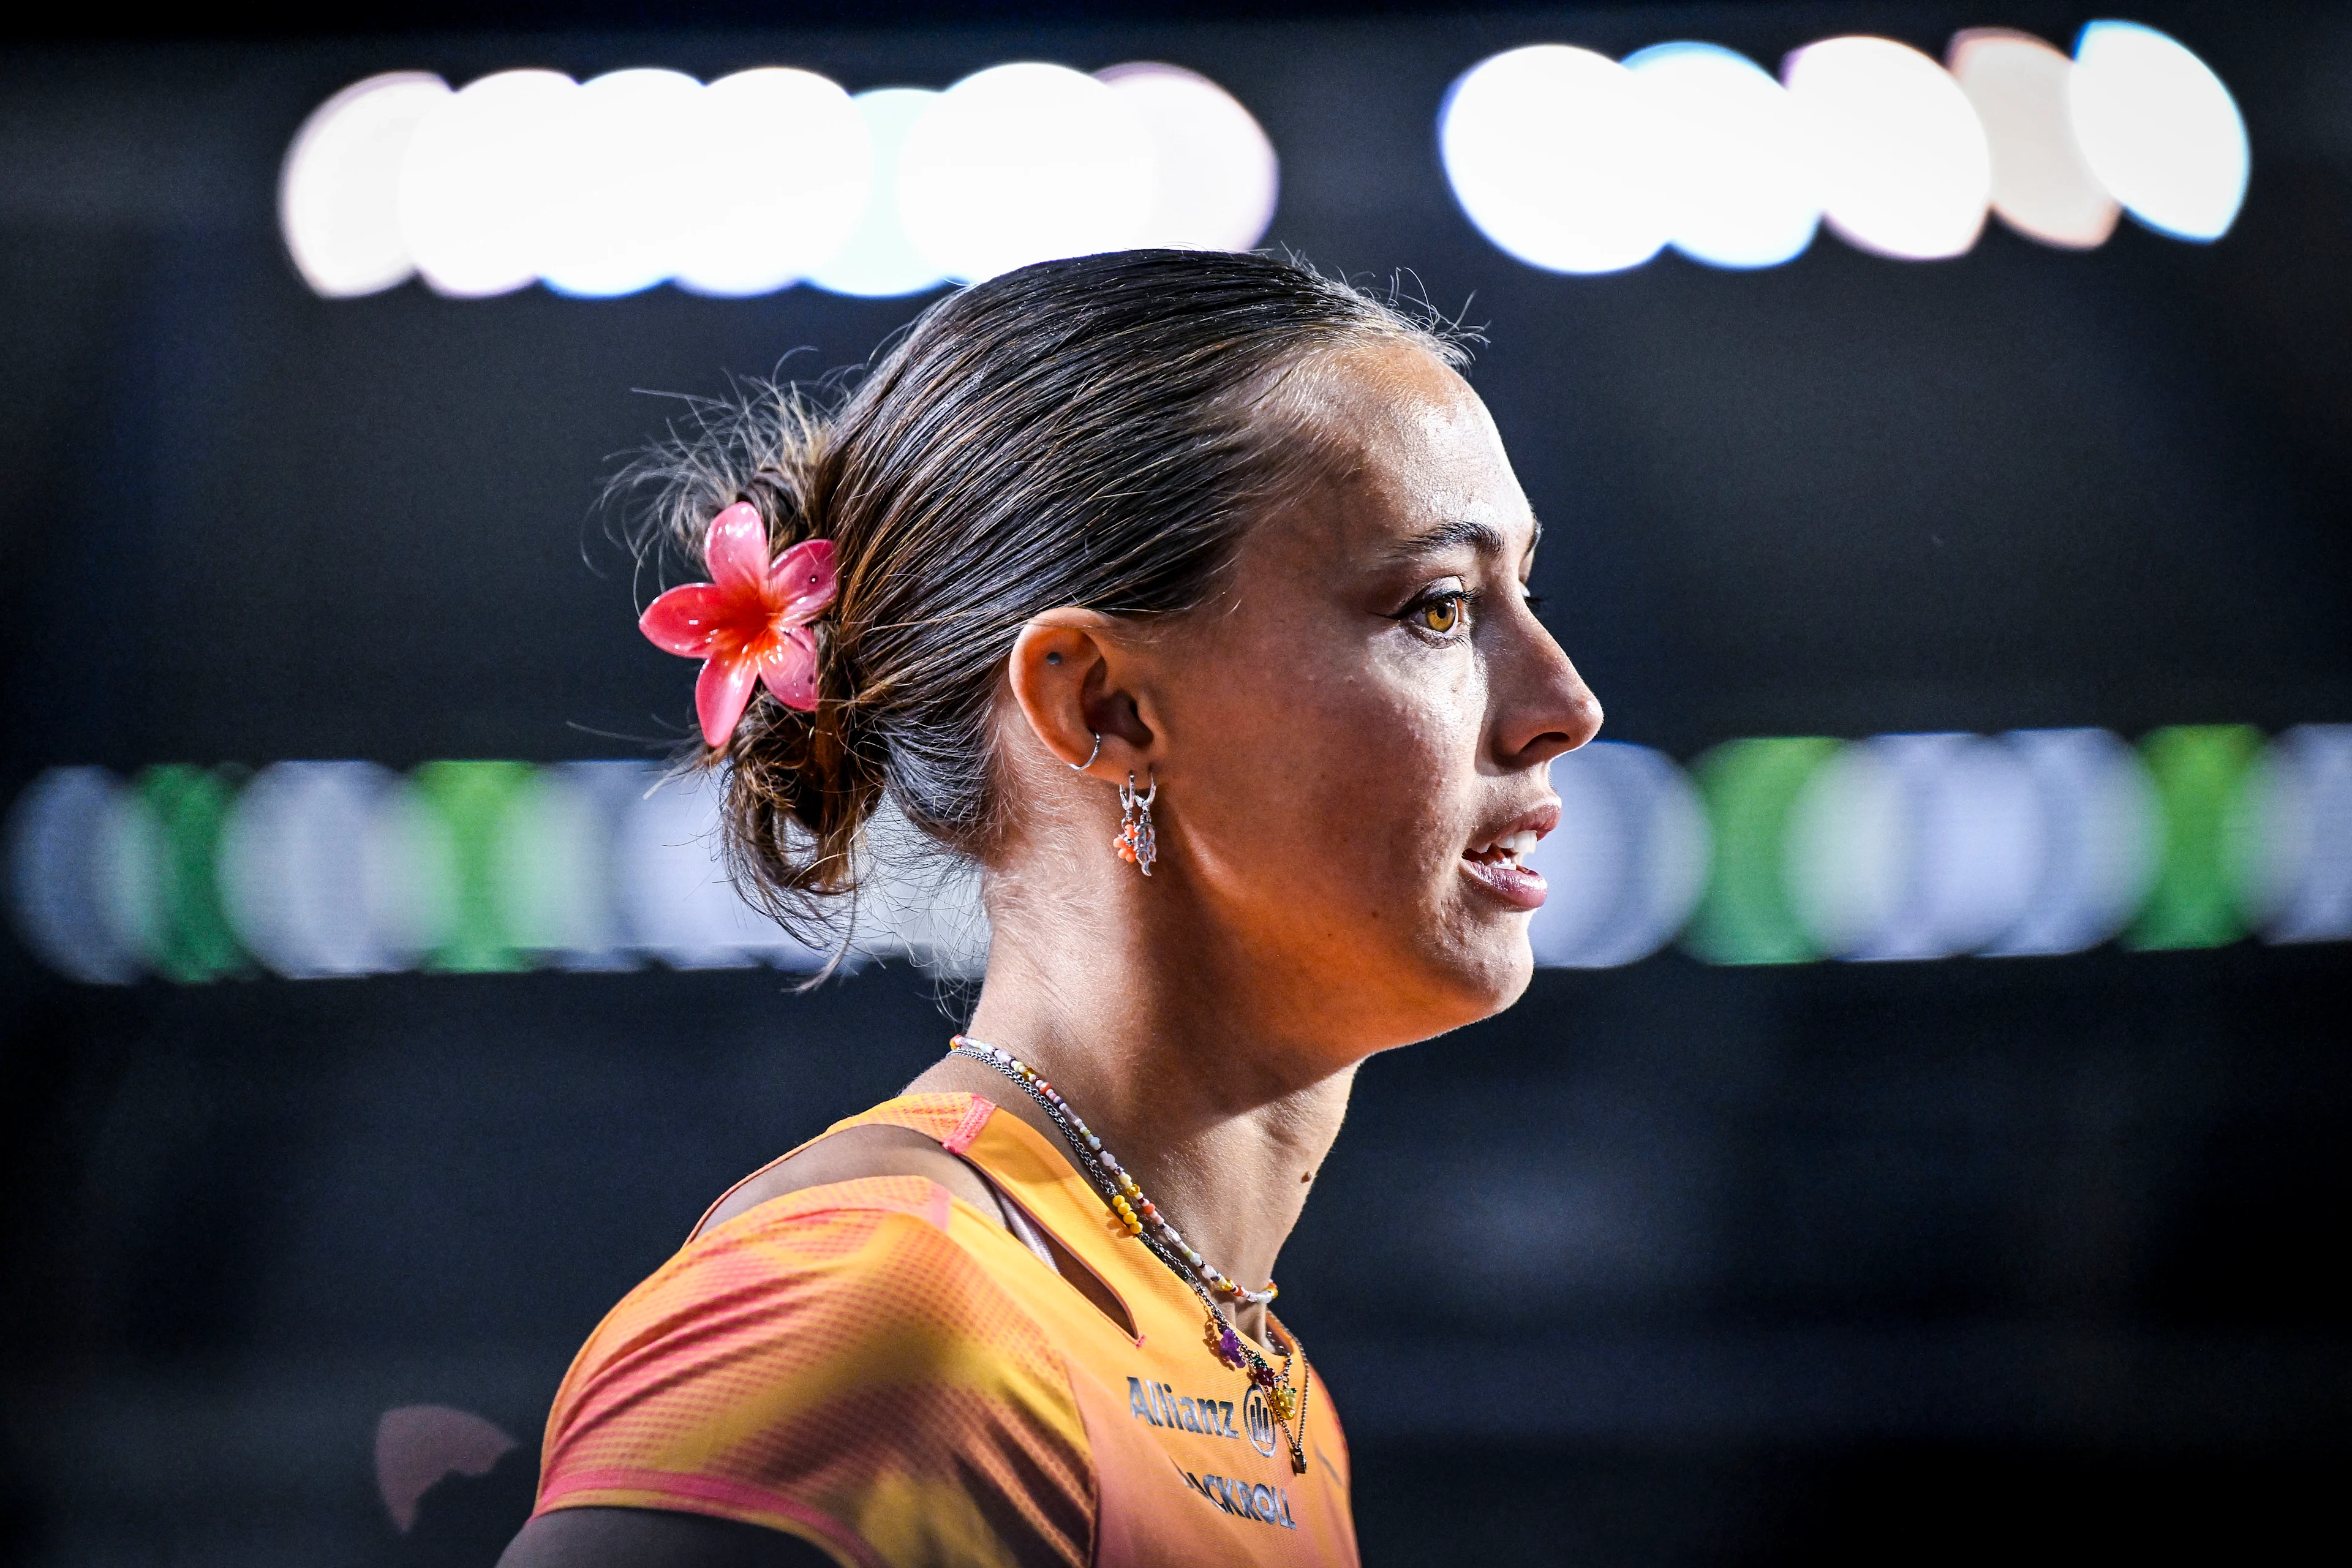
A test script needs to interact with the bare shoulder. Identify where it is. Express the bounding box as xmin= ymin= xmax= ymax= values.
xmin=696 ymin=1123 xmax=1008 ymax=1238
